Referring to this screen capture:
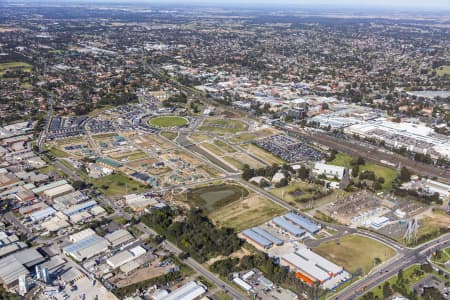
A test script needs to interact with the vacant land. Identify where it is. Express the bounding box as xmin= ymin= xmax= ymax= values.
xmin=210 ymin=194 xmax=287 ymax=231
xmin=229 ymin=128 xmax=277 ymax=143
xmin=270 ymin=181 xmax=326 ymax=205
xmin=0 ymin=62 xmax=32 ymax=70
xmin=223 ymin=156 xmax=244 ymax=170
xmin=160 ymin=131 xmax=178 ymax=140
xmin=112 ymin=150 xmax=147 ymax=161
xmin=314 ymin=234 xmax=396 ymax=274
xmin=330 ymin=152 xmax=397 ymax=189
xmin=436 ymin=65 xmax=450 ymax=76
xmin=186 ymin=183 xmax=248 ymax=213
xmin=148 ymin=116 xmax=188 ymax=128
xmin=213 ymin=139 xmax=237 ymax=153
xmin=198 ymin=118 xmax=248 ymax=134
xmin=240 ymin=143 xmax=284 ymax=165
xmin=200 ymin=142 xmax=226 ymax=156
xmin=90 ymin=173 xmax=147 ymax=197
xmin=188 ymin=133 xmax=211 ymax=143
xmin=414 ymin=208 xmax=450 ymax=245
